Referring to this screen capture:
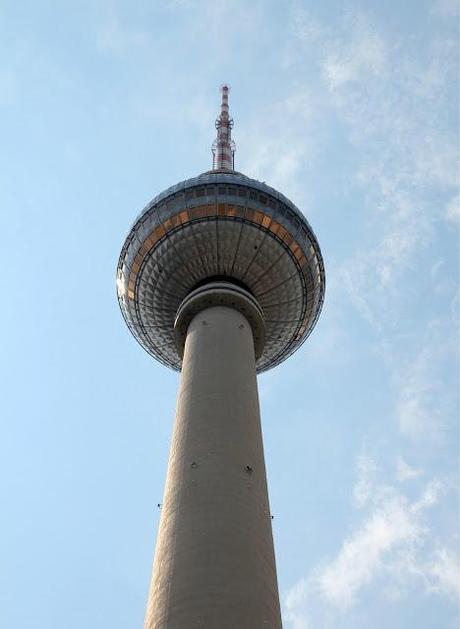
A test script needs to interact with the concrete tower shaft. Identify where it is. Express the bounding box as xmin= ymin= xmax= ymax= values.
xmin=145 ymin=284 xmax=281 ymax=628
